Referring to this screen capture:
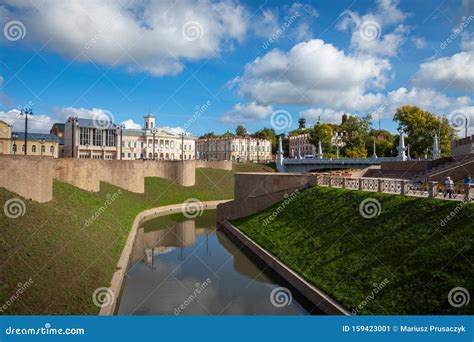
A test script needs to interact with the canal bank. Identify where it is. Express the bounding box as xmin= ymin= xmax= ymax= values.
xmin=100 ymin=200 xmax=229 ymax=315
